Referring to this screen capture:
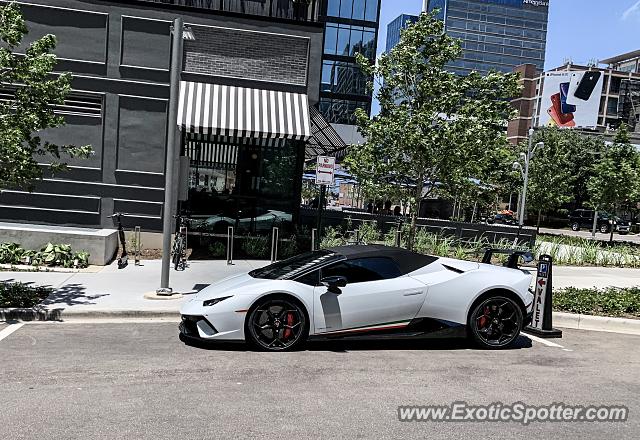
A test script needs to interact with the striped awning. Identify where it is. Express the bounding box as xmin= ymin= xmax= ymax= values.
xmin=177 ymin=81 xmax=311 ymax=140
